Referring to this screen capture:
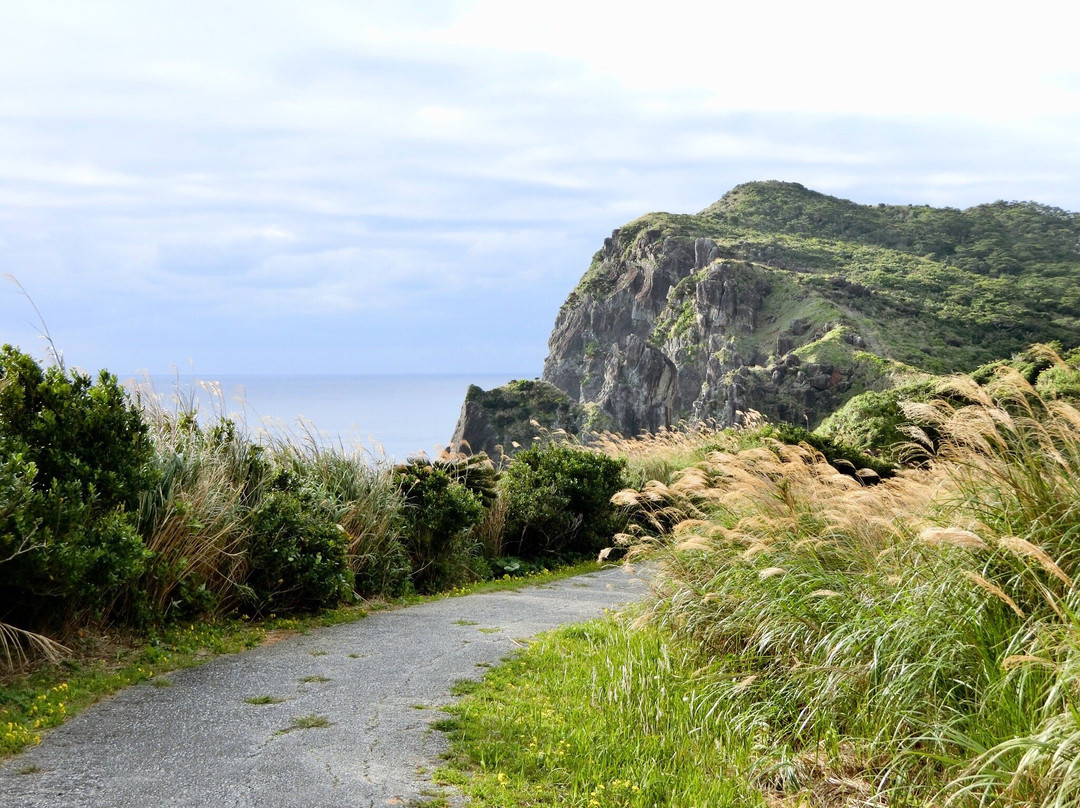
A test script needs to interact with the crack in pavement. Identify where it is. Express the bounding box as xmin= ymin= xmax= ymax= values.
xmin=0 ymin=563 xmax=651 ymax=807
